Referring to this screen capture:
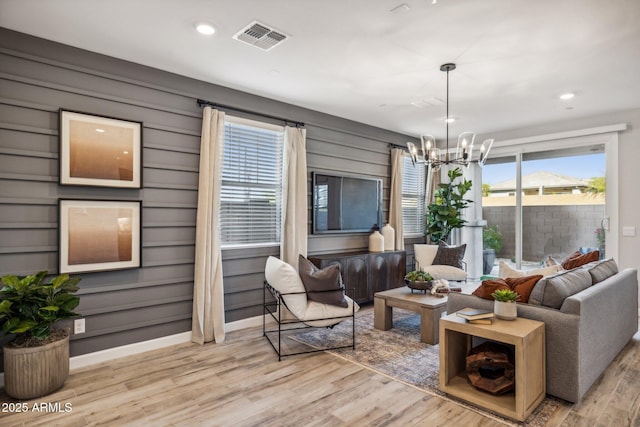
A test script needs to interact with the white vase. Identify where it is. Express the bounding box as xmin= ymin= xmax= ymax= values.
xmin=494 ymin=301 xmax=517 ymax=320
xmin=381 ymin=224 xmax=395 ymax=251
xmin=369 ymin=230 xmax=384 ymax=252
